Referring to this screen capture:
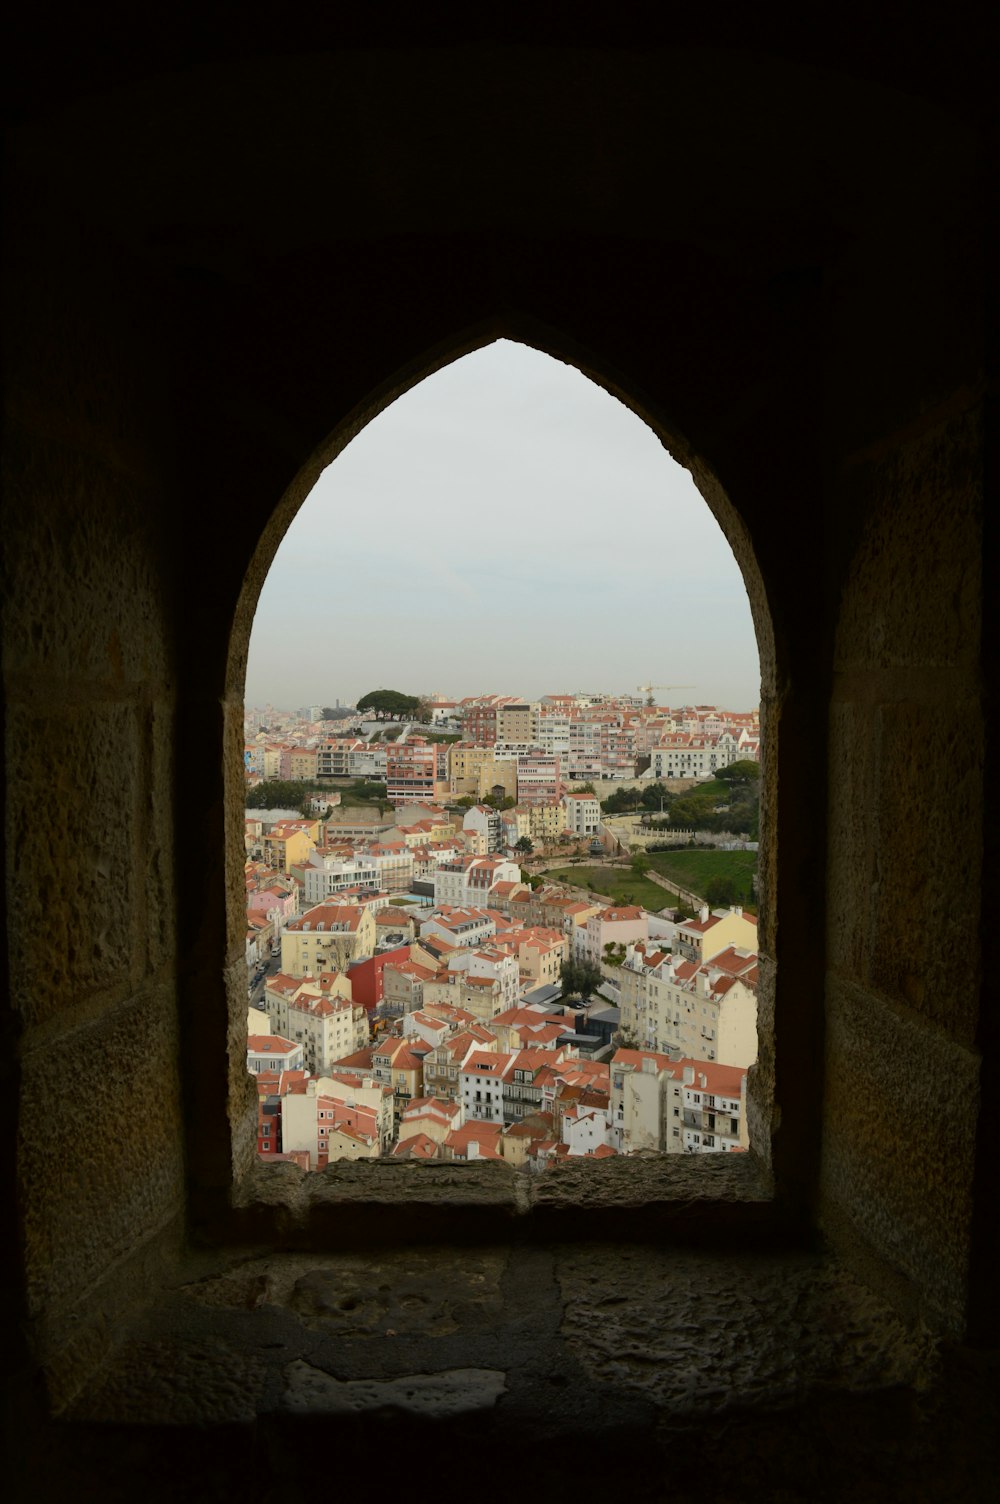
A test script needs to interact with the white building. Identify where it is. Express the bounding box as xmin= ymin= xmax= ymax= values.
xmin=303 ymin=852 xmax=380 ymax=905
xmin=432 ymin=854 xmax=521 ymax=909
xmin=247 ymin=1034 xmax=303 ymax=1075
xmin=461 ymin=1050 xmax=514 ymax=1124
xmin=563 ymin=790 xmax=600 ymax=836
